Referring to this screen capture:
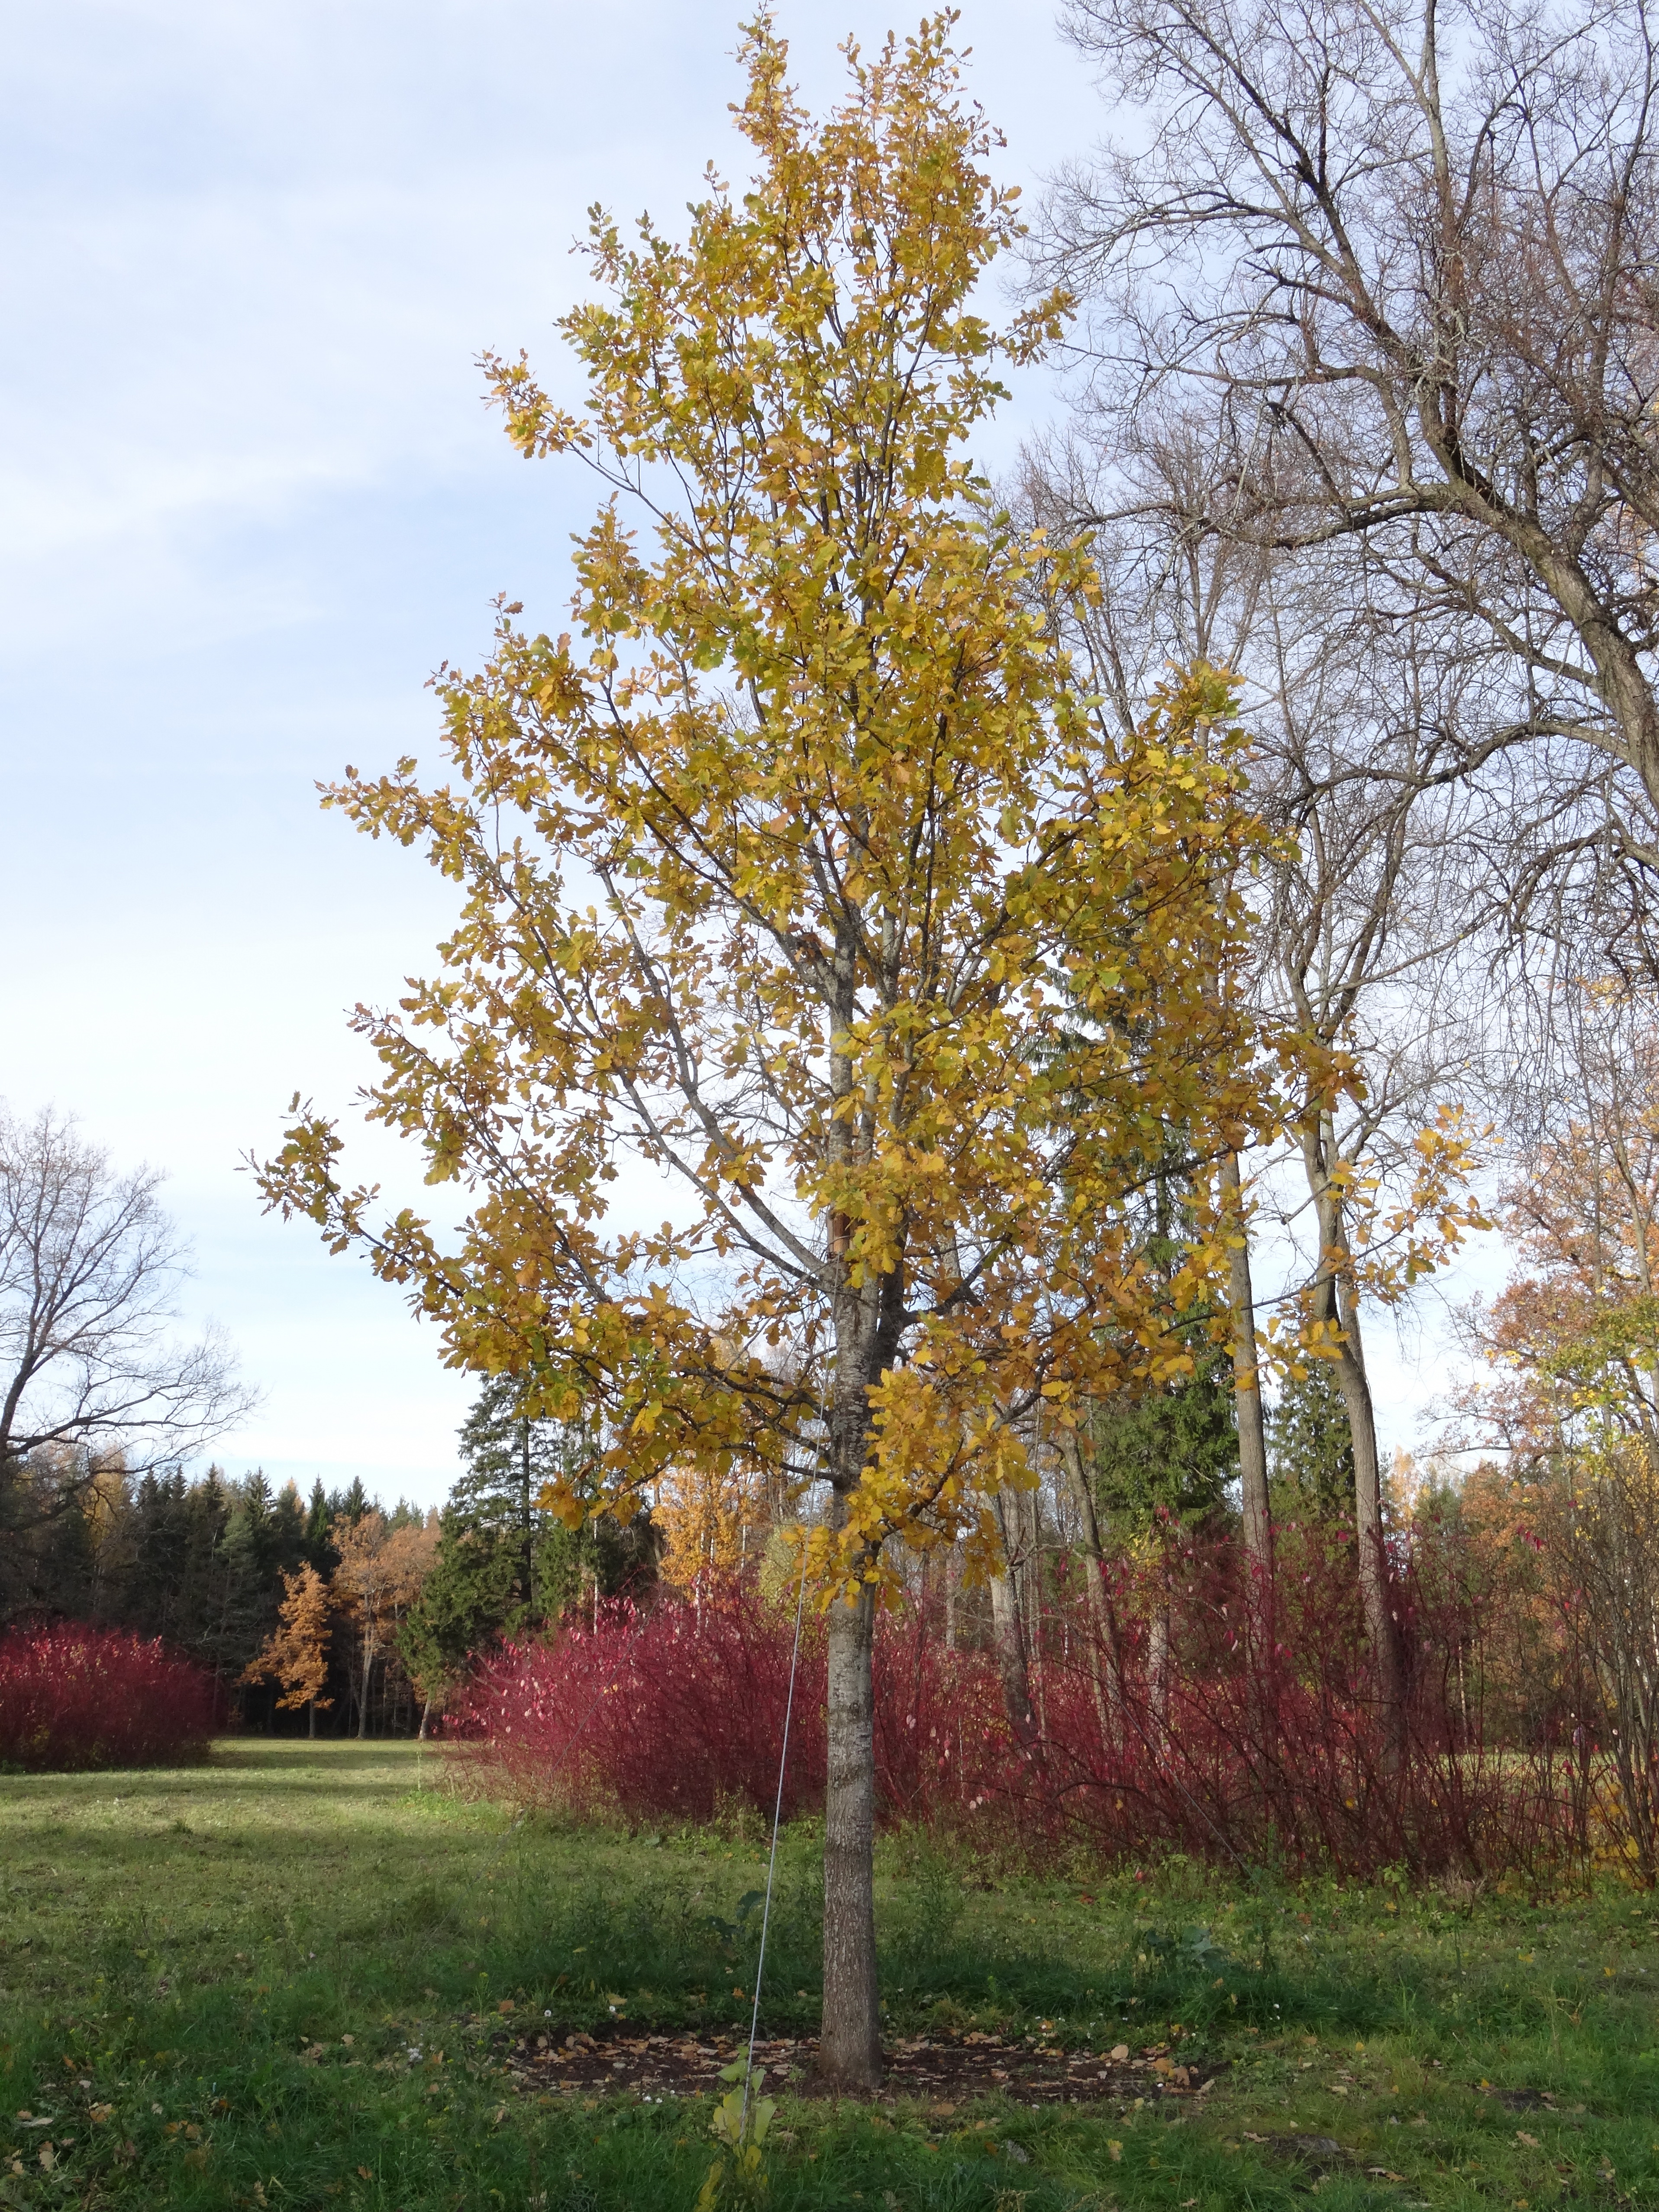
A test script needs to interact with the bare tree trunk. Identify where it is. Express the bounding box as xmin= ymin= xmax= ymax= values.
xmin=821 ymin=1578 xmax=880 ymax=2086
xmin=418 ymin=1697 xmax=432 ymax=1741
xmin=989 ymin=1489 xmax=1040 ymax=1750
xmin=1148 ymin=1580 xmax=1172 ymax=1746
xmin=1220 ymin=1152 xmax=1273 ymax=1587
xmin=1056 ymin=1424 xmax=1123 ymax=1748
xmin=358 ymin=1630 xmax=375 ymax=1741
xmin=1334 ymin=1285 xmax=1406 ymax=1754
xmin=815 ymin=973 xmax=889 ymax=2092
xmin=307 ymin=1696 xmax=316 ymax=1741
xmin=1304 ymin=1113 xmax=1406 ymax=1754
xmin=943 ymin=1541 xmax=957 ymax=1653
